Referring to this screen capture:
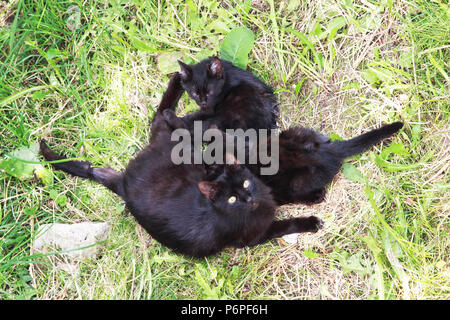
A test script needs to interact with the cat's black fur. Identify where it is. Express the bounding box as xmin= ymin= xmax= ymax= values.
xmin=40 ymin=73 xmax=322 ymax=258
xmin=166 ymin=57 xmax=279 ymax=132
xmin=249 ymin=122 xmax=404 ymax=205
xmin=169 ymin=121 xmax=404 ymax=206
